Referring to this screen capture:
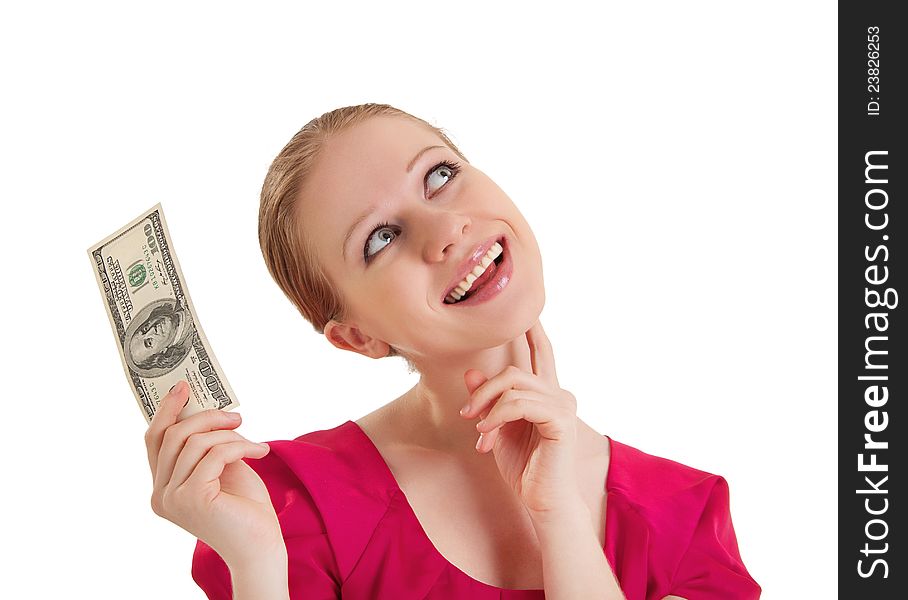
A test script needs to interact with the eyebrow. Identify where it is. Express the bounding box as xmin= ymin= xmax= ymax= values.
xmin=341 ymin=144 xmax=445 ymax=261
